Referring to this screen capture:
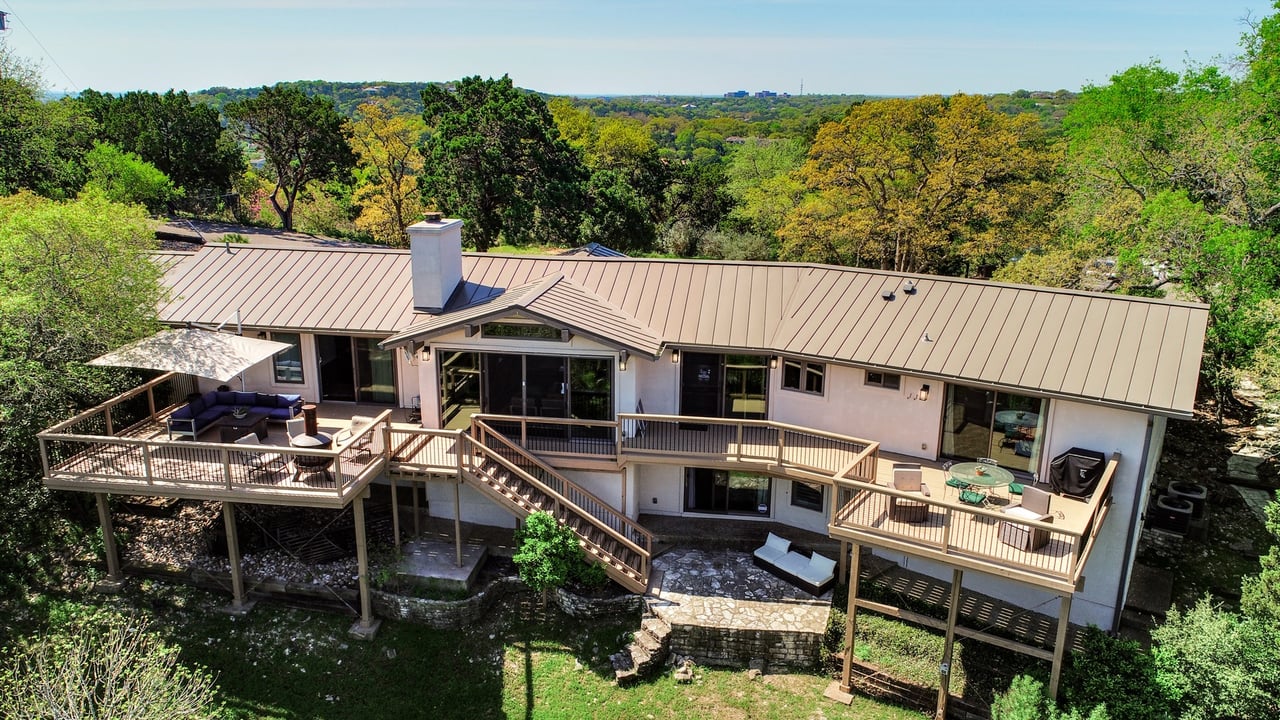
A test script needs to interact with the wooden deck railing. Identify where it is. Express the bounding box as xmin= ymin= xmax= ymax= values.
xmin=827 ymin=453 xmax=1120 ymax=592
